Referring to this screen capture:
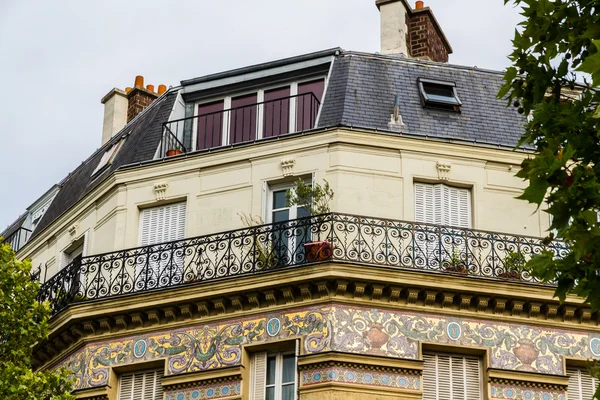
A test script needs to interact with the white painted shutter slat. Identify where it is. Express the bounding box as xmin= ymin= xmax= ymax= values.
xmin=251 ymin=351 xmax=268 ymax=400
xmin=423 ymin=353 xmax=481 ymax=400
xmin=118 ymin=369 xmax=163 ymax=400
xmin=464 ymin=356 xmax=482 ymax=400
xmin=140 ymin=202 xmax=187 ymax=246
xmin=568 ymin=367 xmax=599 ymax=400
